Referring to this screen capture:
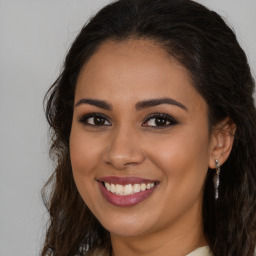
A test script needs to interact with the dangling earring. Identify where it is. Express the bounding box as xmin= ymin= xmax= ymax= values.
xmin=214 ymin=159 xmax=220 ymax=199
